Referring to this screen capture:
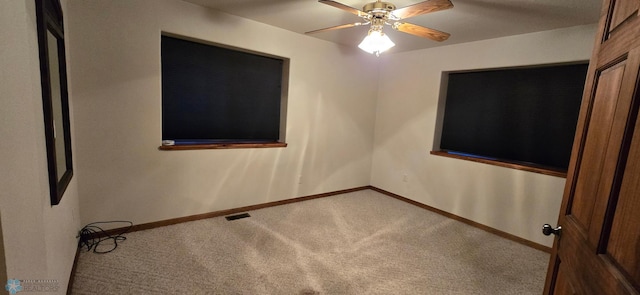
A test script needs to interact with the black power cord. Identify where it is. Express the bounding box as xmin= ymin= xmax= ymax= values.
xmin=77 ymin=221 xmax=133 ymax=254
